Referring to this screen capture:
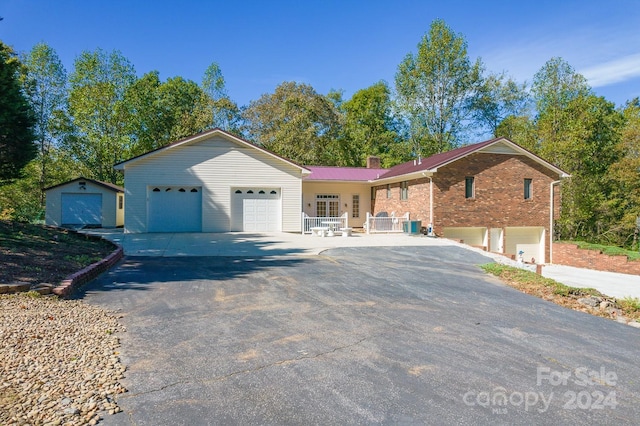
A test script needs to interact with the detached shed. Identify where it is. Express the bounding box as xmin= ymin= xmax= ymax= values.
xmin=45 ymin=177 xmax=124 ymax=228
